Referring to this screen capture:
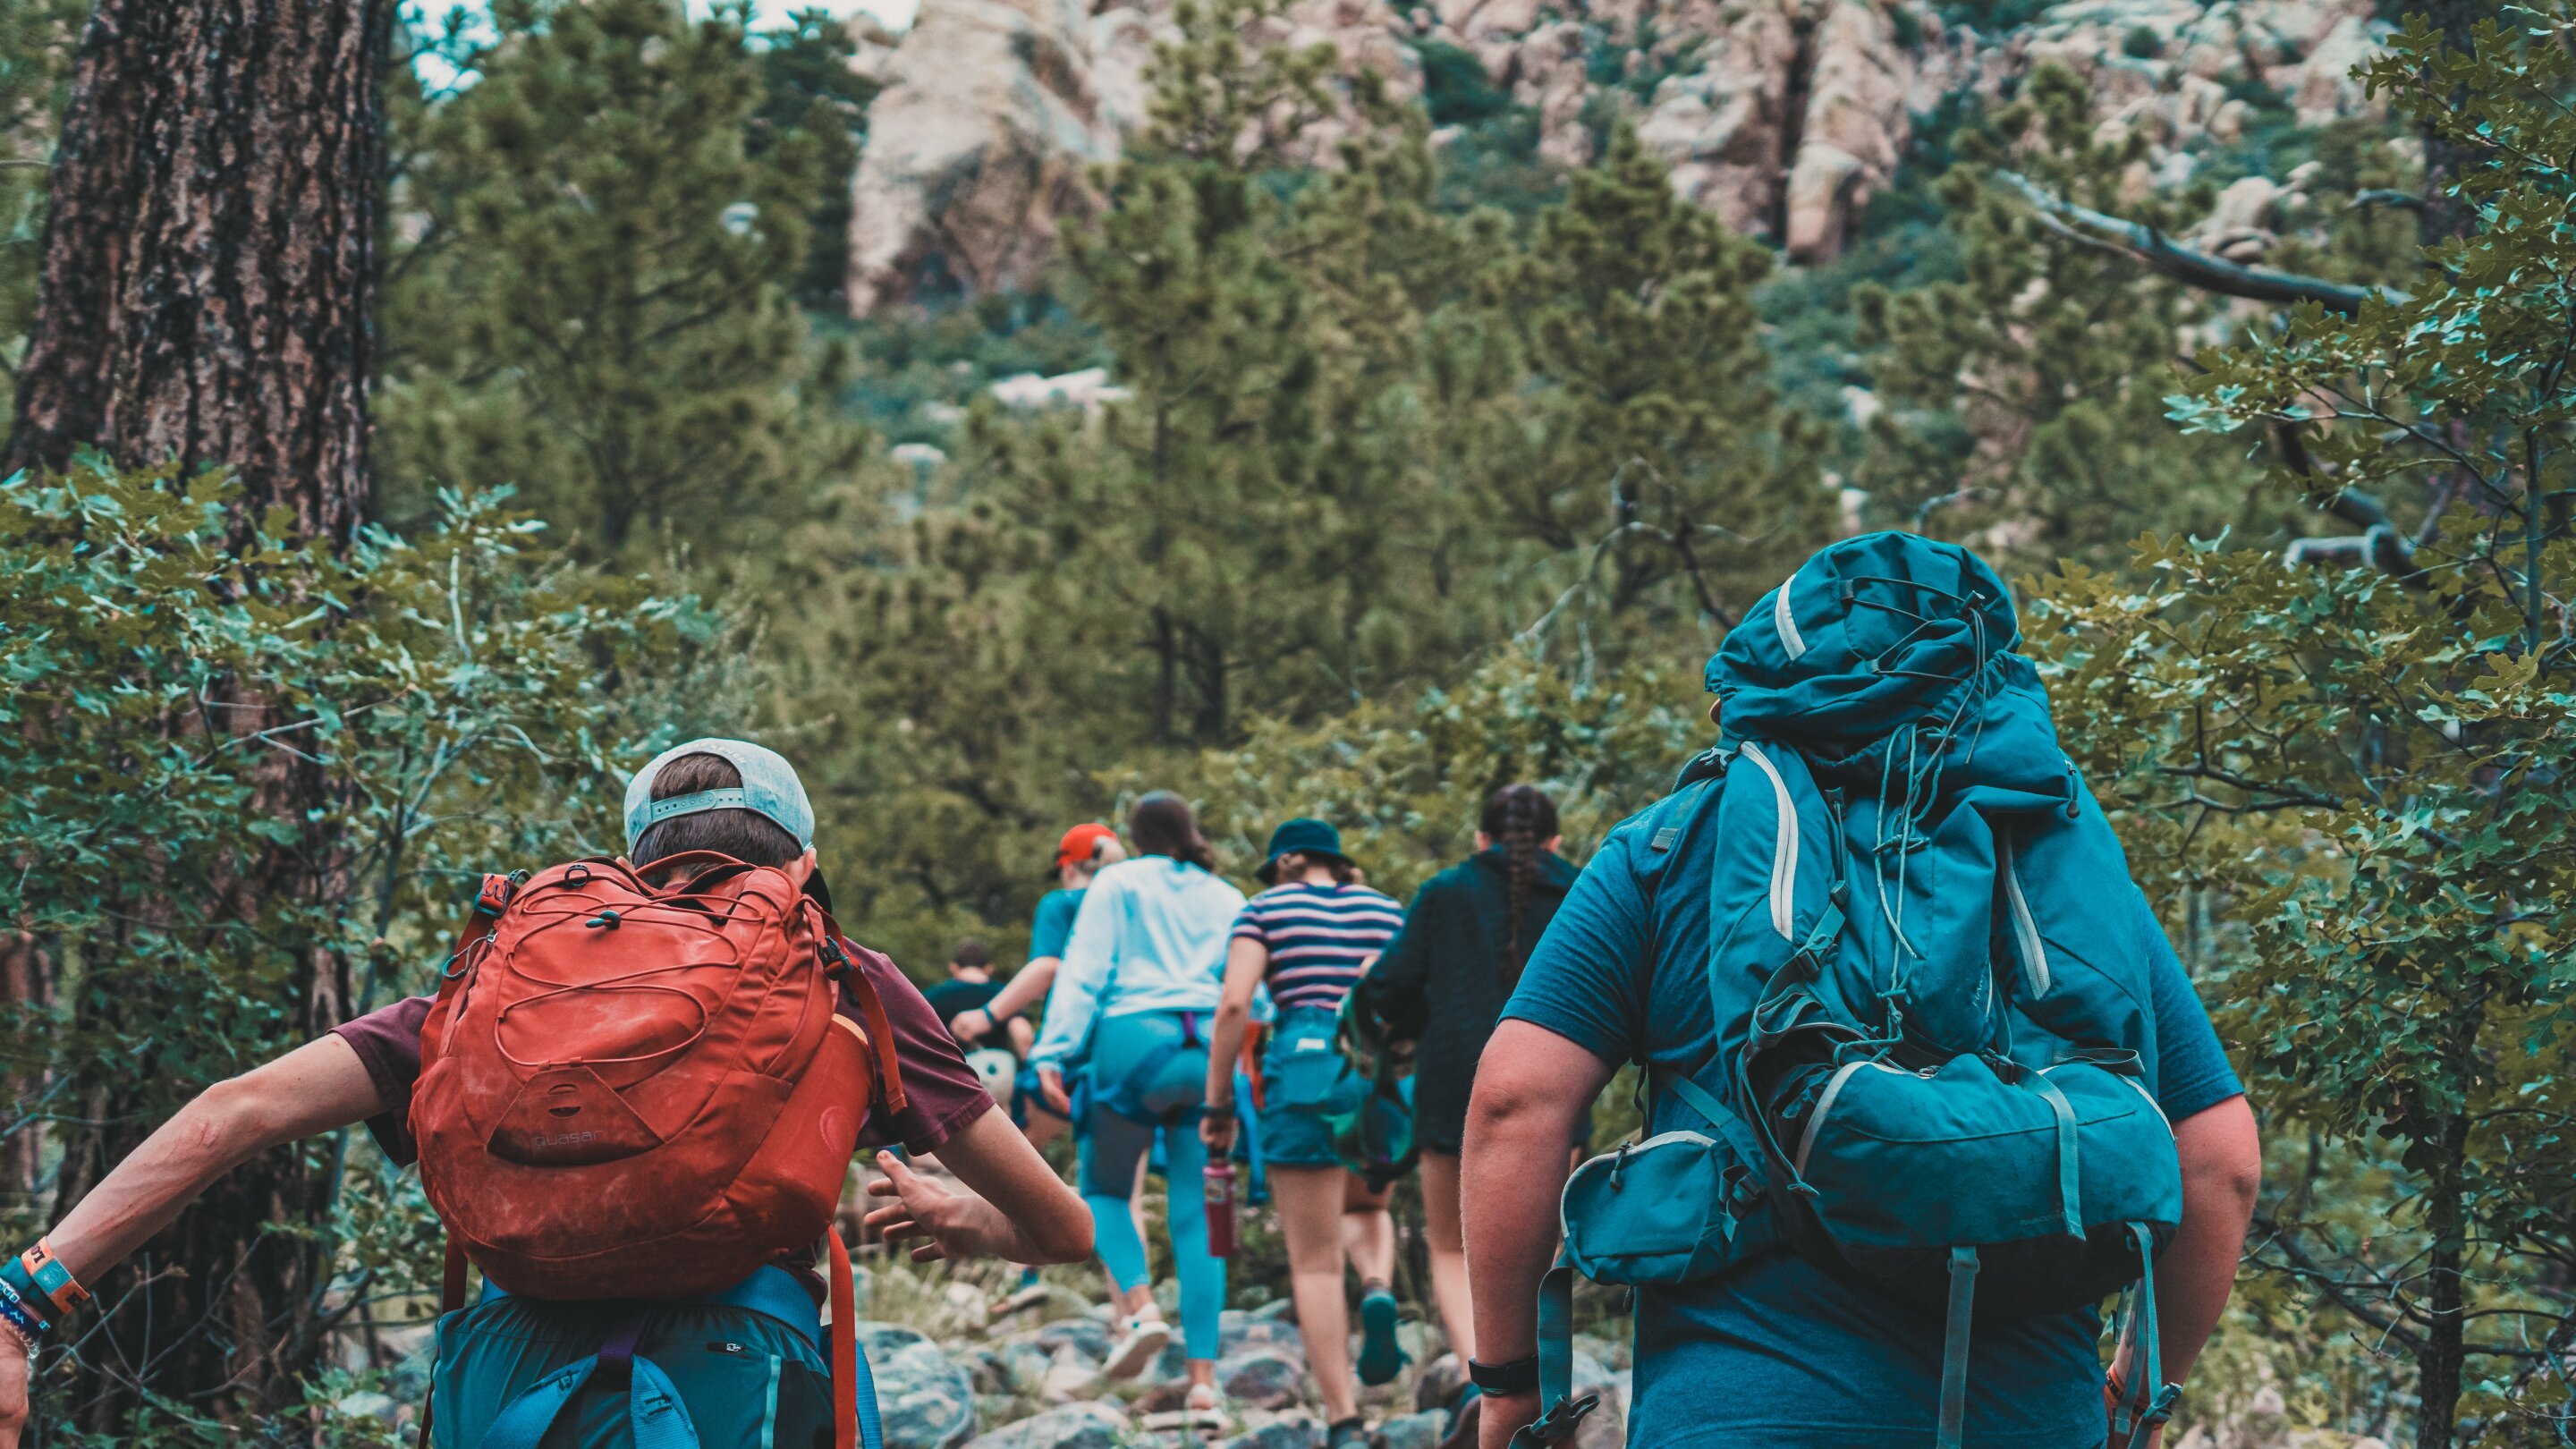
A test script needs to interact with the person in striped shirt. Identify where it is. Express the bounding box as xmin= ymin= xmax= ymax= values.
xmin=1203 ymin=818 xmax=1408 ymax=1449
